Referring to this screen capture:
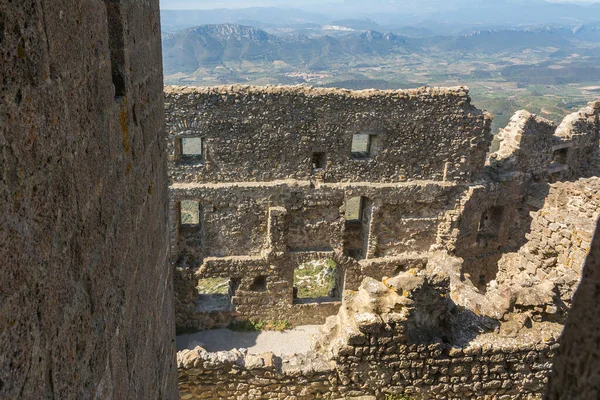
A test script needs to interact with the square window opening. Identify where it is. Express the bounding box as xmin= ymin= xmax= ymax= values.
xmin=250 ymin=275 xmax=268 ymax=292
xmin=351 ymin=134 xmax=379 ymax=159
xmin=180 ymin=200 xmax=200 ymax=227
xmin=196 ymin=277 xmax=239 ymax=312
xmin=293 ymin=259 xmax=341 ymax=303
xmin=178 ymin=137 xmax=204 ymax=163
xmin=552 ymin=148 xmax=569 ymax=166
xmin=312 ymin=152 xmax=326 ymax=171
